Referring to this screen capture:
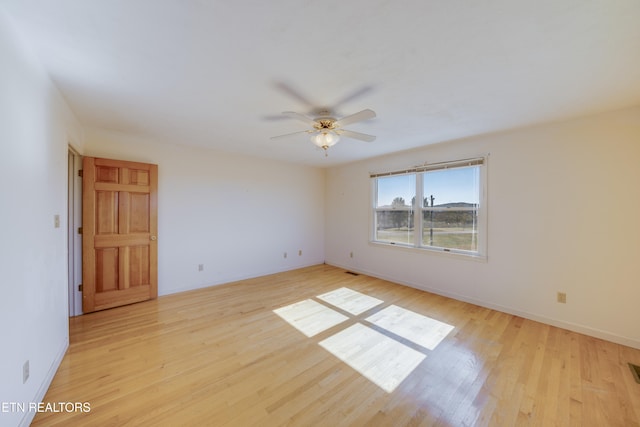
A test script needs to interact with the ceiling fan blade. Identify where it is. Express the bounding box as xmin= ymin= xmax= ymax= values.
xmin=282 ymin=111 xmax=318 ymax=127
xmin=273 ymin=82 xmax=316 ymax=108
xmin=338 ymin=129 xmax=376 ymax=142
xmin=270 ymin=130 xmax=311 ymax=140
xmin=334 ymin=109 xmax=376 ymax=127
xmin=330 ymin=85 xmax=374 ymax=111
